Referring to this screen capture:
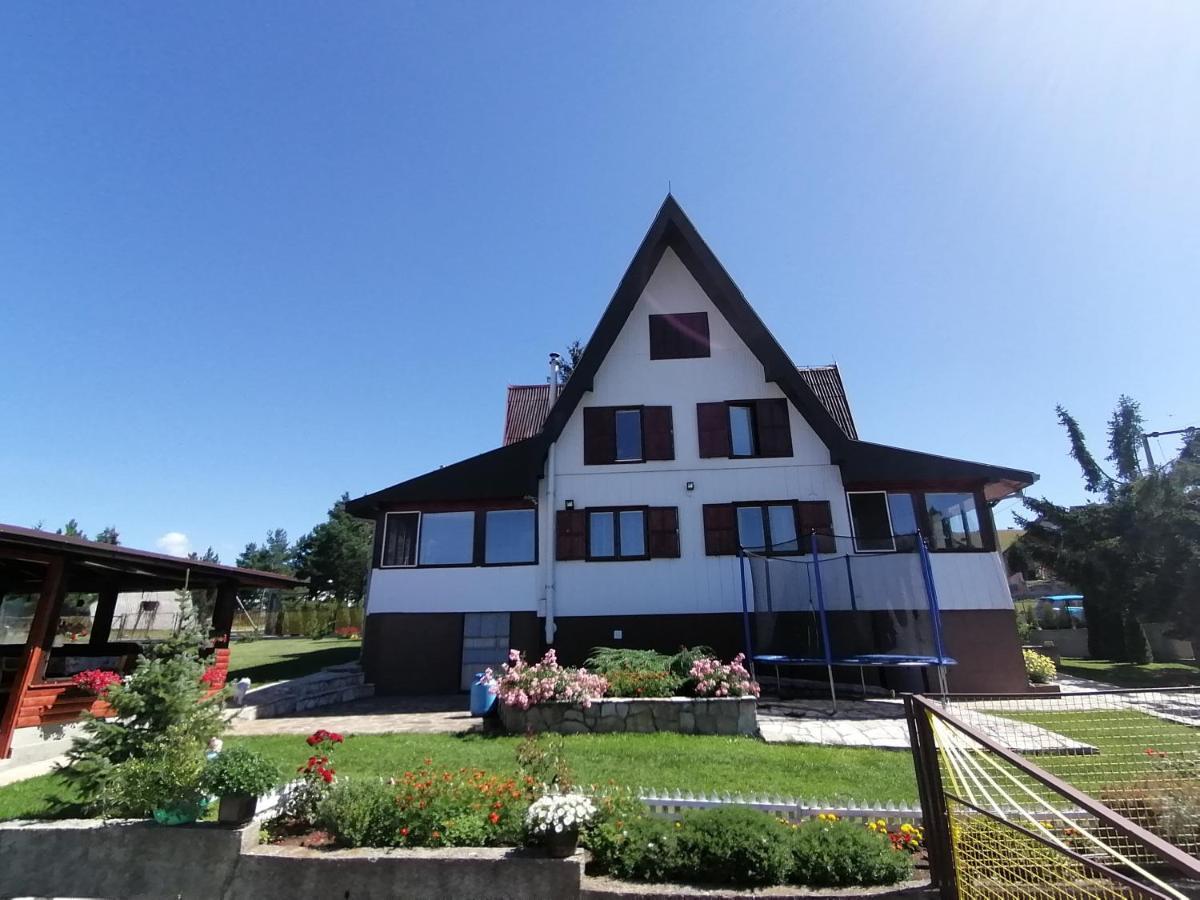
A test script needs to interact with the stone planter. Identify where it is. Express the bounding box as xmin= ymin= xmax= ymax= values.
xmin=499 ymin=696 xmax=757 ymax=736
xmin=218 ymin=794 xmax=259 ymax=826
